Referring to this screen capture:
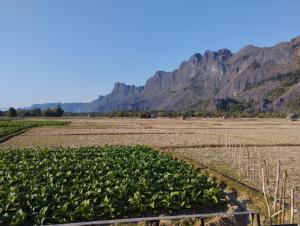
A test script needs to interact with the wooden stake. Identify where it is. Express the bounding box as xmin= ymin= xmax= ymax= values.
xmin=262 ymin=167 xmax=272 ymax=225
xmin=242 ymin=142 xmax=245 ymax=176
xmin=247 ymin=148 xmax=250 ymax=179
xmin=225 ymin=134 xmax=228 ymax=160
xmin=290 ymin=187 xmax=294 ymax=224
xmin=281 ymin=170 xmax=288 ymax=224
xmin=278 ymin=183 xmax=284 ymax=223
xmin=255 ymin=213 xmax=261 ymax=226
xmin=250 ymin=213 xmax=254 ymax=226
xmin=252 ymin=147 xmax=256 ymax=188
xmin=200 ymin=218 xmax=205 ymax=226
xmin=262 ymin=159 xmax=271 ymax=197
xmin=265 ymin=159 xmax=270 ymax=190
xmin=273 ymin=161 xmax=281 ymax=214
